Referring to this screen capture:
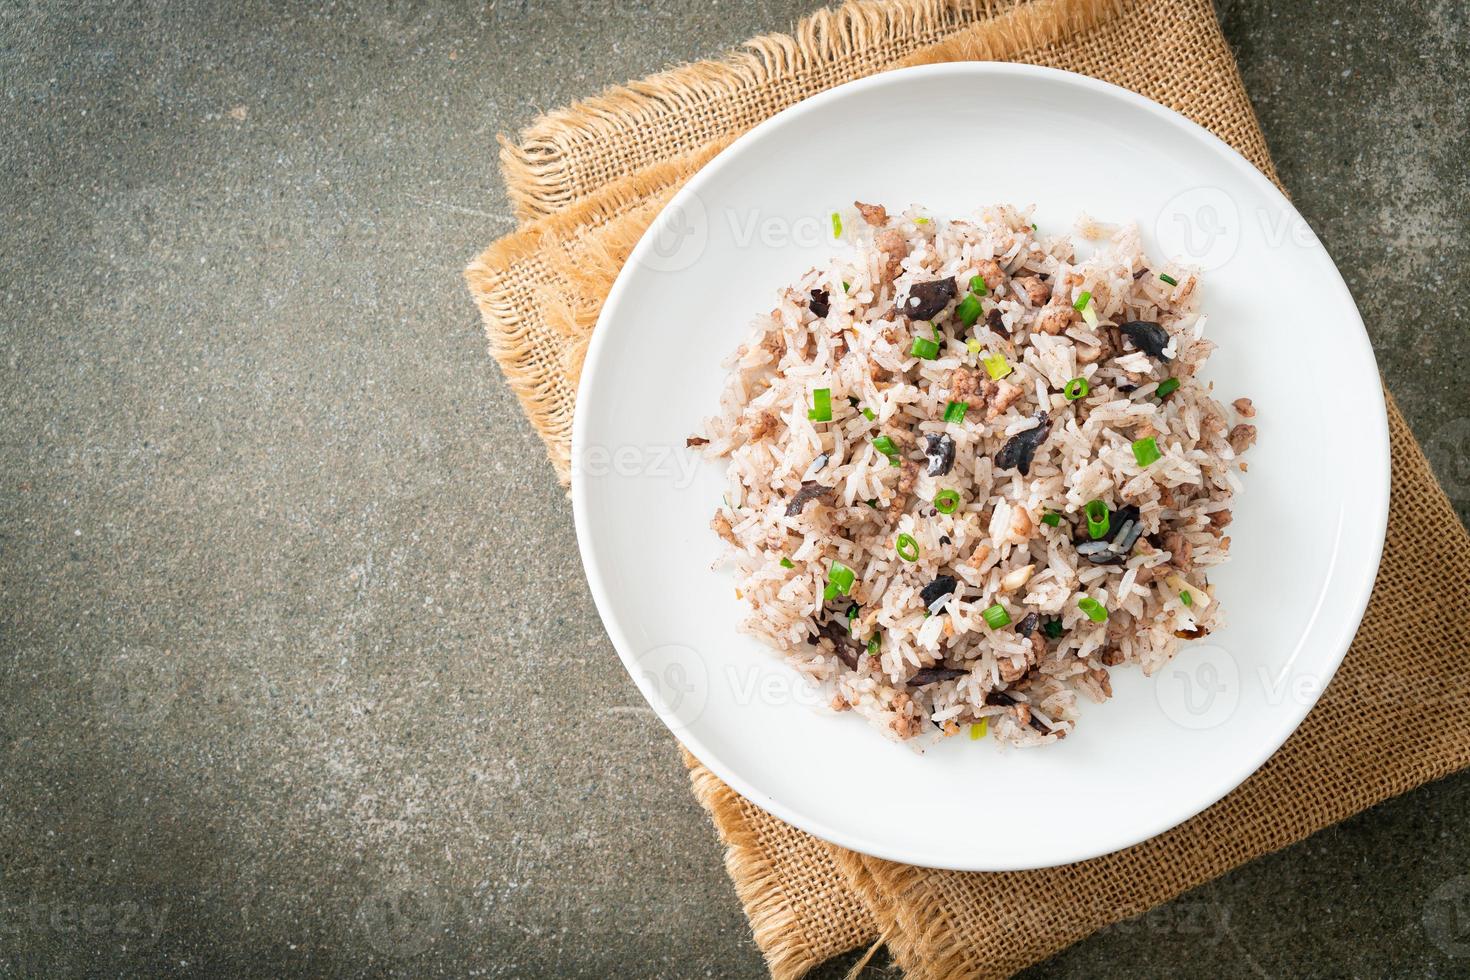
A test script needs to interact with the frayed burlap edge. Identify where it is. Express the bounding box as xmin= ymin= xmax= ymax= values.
xmin=685 ymin=748 xmax=857 ymax=980
xmin=499 ymin=0 xmax=1032 ymax=220
xmin=465 ymin=141 xmax=728 ymax=478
